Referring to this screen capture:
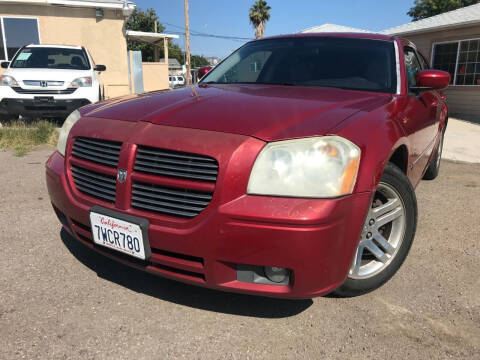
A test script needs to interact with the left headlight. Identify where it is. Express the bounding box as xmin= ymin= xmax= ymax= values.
xmin=57 ymin=110 xmax=81 ymax=156
xmin=71 ymin=76 xmax=92 ymax=87
xmin=247 ymin=136 xmax=361 ymax=198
